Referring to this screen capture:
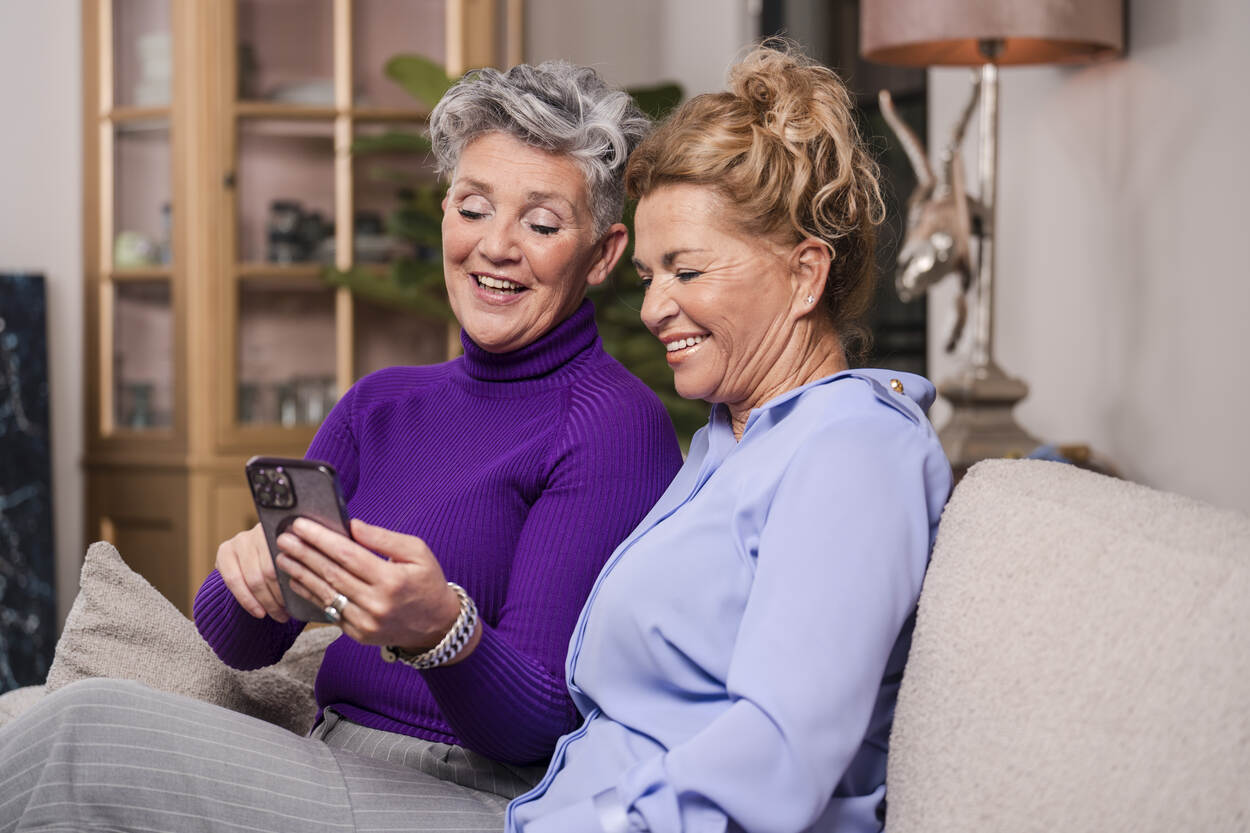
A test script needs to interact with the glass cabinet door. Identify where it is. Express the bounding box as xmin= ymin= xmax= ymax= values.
xmin=236 ymin=279 xmax=337 ymax=427
xmin=113 ymin=120 xmax=172 ymax=267
xmin=353 ymin=0 xmax=446 ymax=110
xmin=104 ymin=0 xmax=174 ymax=436
xmin=230 ymin=0 xmax=338 ymax=432
xmin=112 ymin=280 xmax=173 ymax=429
xmin=112 ymin=0 xmax=172 ymax=109
xmin=235 ymin=119 xmax=337 ymax=265
xmin=351 ymin=119 xmax=448 ymax=375
xmin=236 ymin=0 xmax=334 ymax=106
xmin=226 ymin=0 xmax=474 ymax=437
